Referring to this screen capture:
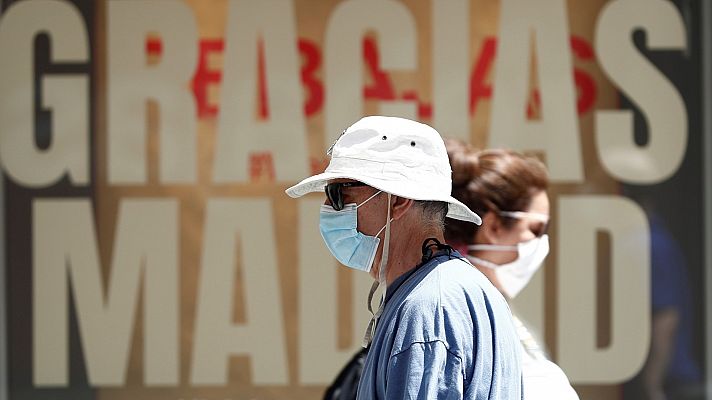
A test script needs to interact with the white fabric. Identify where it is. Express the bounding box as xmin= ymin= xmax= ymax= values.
xmin=285 ymin=115 xmax=481 ymax=225
xmin=521 ymin=352 xmax=579 ymax=400
xmin=513 ymin=315 xmax=579 ymax=399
